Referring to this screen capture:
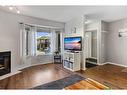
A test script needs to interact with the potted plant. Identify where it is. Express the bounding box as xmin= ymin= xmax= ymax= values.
xmin=54 ymin=50 xmax=60 ymax=55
